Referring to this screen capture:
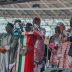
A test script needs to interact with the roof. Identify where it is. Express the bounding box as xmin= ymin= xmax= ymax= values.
xmin=0 ymin=0 xmax=72 ymax=19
